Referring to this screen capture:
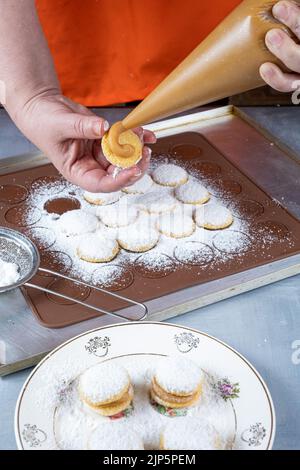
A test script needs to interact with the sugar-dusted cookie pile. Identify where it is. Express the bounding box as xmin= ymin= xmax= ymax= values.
xmin=54 ymin=356 xmax=229 ymax=450
xmin=24 ymin=160 xmax=250 ymax=287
